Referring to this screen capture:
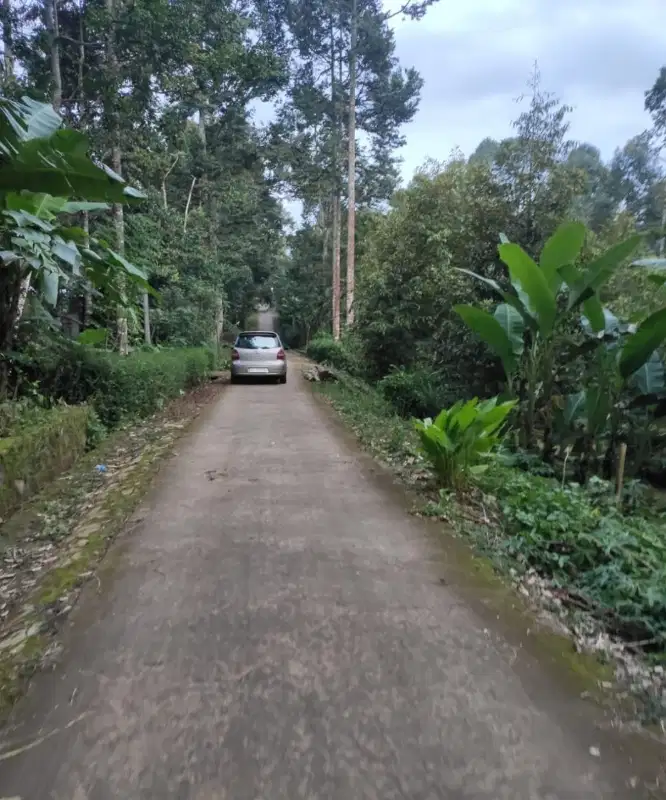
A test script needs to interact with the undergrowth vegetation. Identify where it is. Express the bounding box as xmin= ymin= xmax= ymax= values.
xmin=314 ymin=375 xmax=666 ymax=669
